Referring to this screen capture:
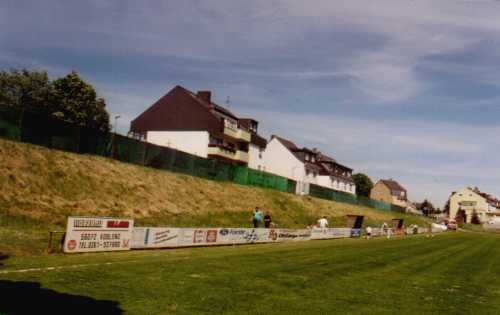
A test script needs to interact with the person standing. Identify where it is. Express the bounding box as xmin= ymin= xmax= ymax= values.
xmin=263 ymin=212 xmax=272 ymax=228
xmin=252 ymin=207 xmax=263 ymax=228
xmin=382 ymin=222 xmax=388 ymax=237
xmin=365 ymin=226 xmax=372 ymax=240
xmin=318 ymin=216 xmax=329 ymax=229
